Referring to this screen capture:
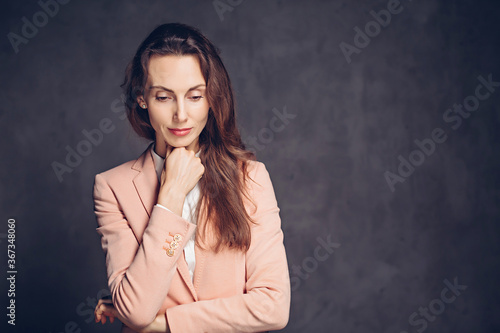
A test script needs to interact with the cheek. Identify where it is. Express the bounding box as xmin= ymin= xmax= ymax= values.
xmin=148 ymin=104 xmax=169 ymax=121
xmin=147 ymin=109 xmax=169 ymax=132
xmin=196 ymin=108 xmax=209 ymax=129
xmin=196 ymin=103 xmax=210 ymax=122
